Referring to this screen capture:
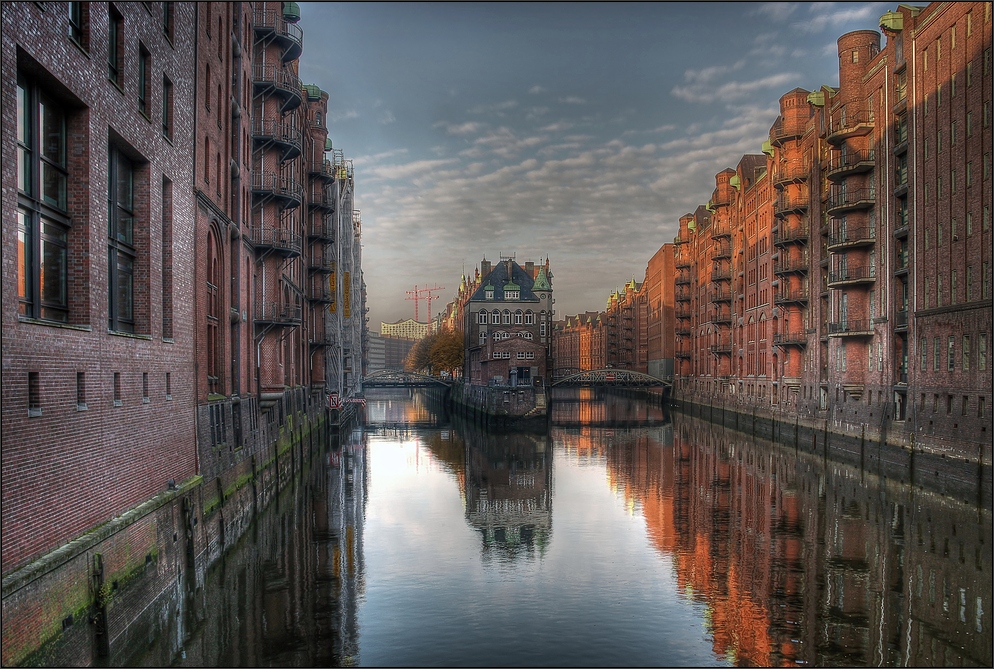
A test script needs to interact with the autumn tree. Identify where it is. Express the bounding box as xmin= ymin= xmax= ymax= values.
xmin=428 ymin=328 xmax=463 ymax=376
